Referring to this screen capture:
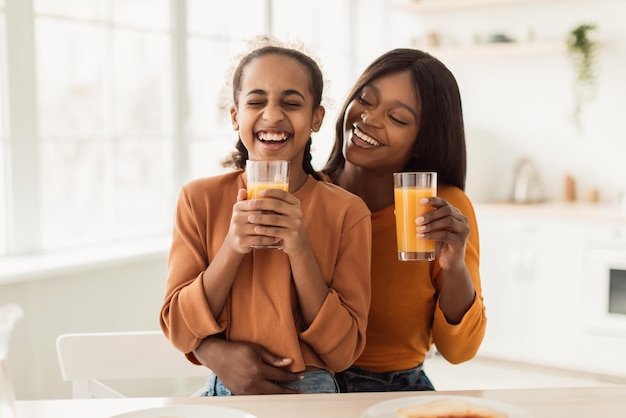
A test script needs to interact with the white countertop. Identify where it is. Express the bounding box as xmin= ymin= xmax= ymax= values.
xmin=14 ymin=386 xmax=626 ymax=418
xmin=475 ymin=201 xmax=626 ymax=223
